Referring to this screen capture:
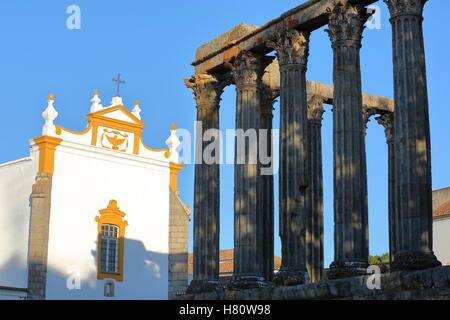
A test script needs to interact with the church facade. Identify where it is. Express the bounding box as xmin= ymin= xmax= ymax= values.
xmin=0 ymin=92 xmax=190 ymax=300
